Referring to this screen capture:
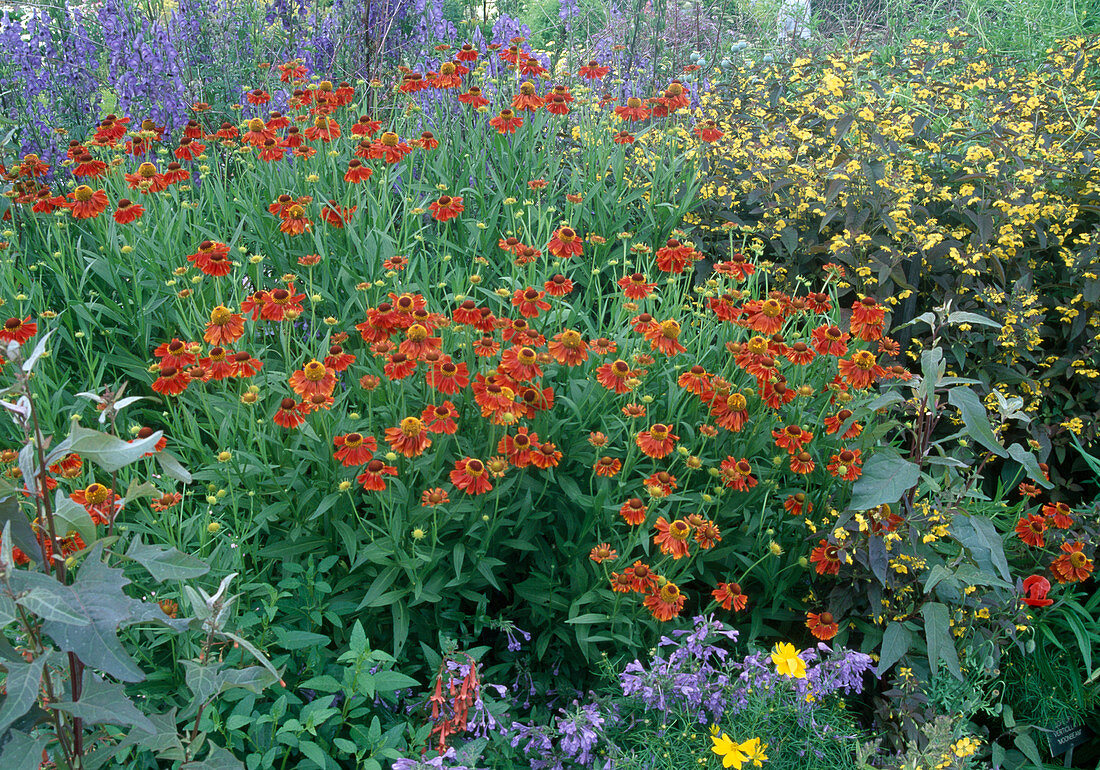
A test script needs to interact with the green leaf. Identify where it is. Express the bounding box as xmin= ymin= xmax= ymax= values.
xmin=453 ymin=737 xmax=488 ymax=765
xmin=565 ymin=613 xmax=611 ymax=625
xmin=1007 ymin=443 xmax=1052 ymax=488
xmin=371 ymin=670 xmax=417 ymax=694
xmin=19 ymin=329 xmax=54 ymax=374
xmin=866 ymin=391 xmax=904 ymax=411
xmin=921 ymin=602 xmax=962 ymax=680
xmin=182 ymin=662 xmax=280 ymax=719
xmin=0 ymin=498 xmax=39 ymax=561
xmin=946 ymin=311 xmax=1001 ymax=329
xmin=1013 ymin=733 xmax=1043 ymax=767
xmin=357 ymin=567 xmax=400 ymax=609
xmin=11 ymin=544 xmax=187 ymax=682
xmin=112 ymin=707 xmax=183 ymax=756
xmin=16 ymin=582 xmax=91 ymax=626
xmin=68 ymin=423 xmax=164 ymax=472
xmin=155 ymin=451 xmax=193 ymax=484
xmin=0 ymin=521 xmax=13 ymax=574
xmin=0 ymin=652 xmax=49 ymax=733
xmin=877 ymin=622 xmax=911 ymax=675
xmin=0 ymin=729 xmax=48 ymax=770
xmin=924 ymin=564 xmax=955 ymax=594
xmin=1064 ymin=614 xmax=1093 ymax=675
xmin=947 ymin=387 xmax=1006 ymax=458
xmin=297 ymin=675 xmax=343 ymax=694
xmin=951 ymin=514 xmax=1011 ymax=583
xmin=868 ymin=536 xmax=888 ymax=585
xmin=298 ymin=740 xmax=329 ymax=768
xmin=217 ymin=631 xmax=280 ymax=681
xmin=917 ymin=347 xmax=945 ymax=402
xmin=848 ymin=448 xmax=920 ymax=510
xmin=126 ymin=536 xmax=210 ymax=582
xmin=0 ymin=594 xmax=17 ymax=629
xmin=275 ymin=630 xmax=329 ymax=650
xmin=50 ymin=673 xmax=155 ymax=733
xmin=391 ymin=603 xmax=409 ymax=657
xmin=123 ymin=480 xmax=159 ymax=503
xmin=349 ymin=620 xmax=367 ymax=655
xmin=898 ymin=311 xmax=936 ymax=331
xmin=476 ymin=558 xmax=501 ymax=590
xmin=52 ymin=491 xmax=98 ymax=546
xmin=182 ymin=745 xmax=244 ymax=770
